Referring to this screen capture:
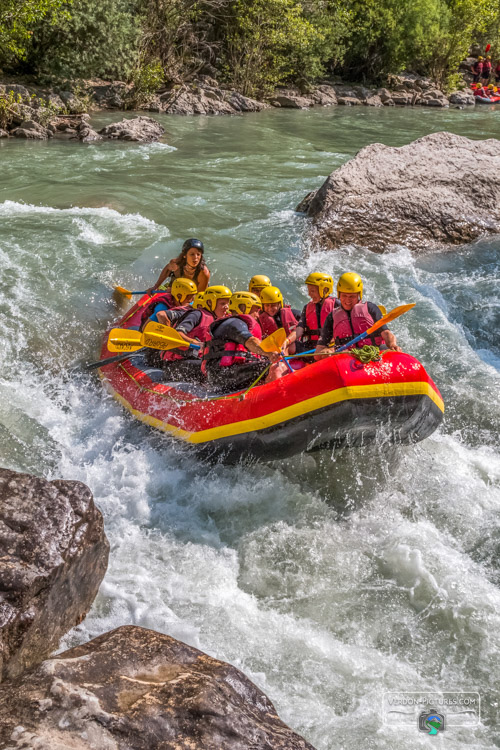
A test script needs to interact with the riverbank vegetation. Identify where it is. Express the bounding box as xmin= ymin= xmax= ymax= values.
xmin=1 ymin=0 xmax=499 ymax=95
